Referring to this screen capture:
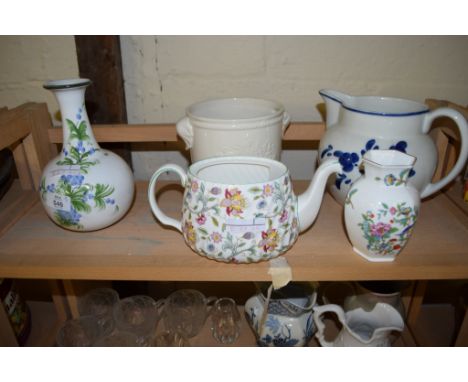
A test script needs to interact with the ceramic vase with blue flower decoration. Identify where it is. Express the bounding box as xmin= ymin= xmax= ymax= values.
xmin=318 ymin=89 xmax=468 ymax=205
xmin=344 ymin=150 xmax=420 ymax=262
xmin=39 ymin=79 xmax=134 ymax=231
